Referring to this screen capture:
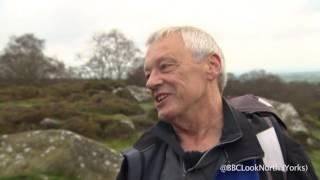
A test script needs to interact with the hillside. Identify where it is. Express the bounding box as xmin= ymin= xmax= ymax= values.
xmin=0 ymin=79 xmax=319 ymax=178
